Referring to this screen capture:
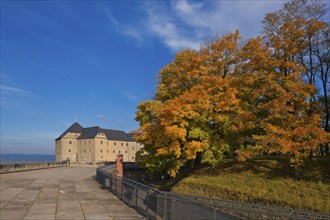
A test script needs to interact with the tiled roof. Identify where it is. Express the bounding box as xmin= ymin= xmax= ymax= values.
xmin=126 ymin=133 xmax=137 ymax=142
xmin=77 ymin=126 xmax=100 ymax=139
xmin=56 ymin=123 xmax=138 ymax=142
xmin=102 ymin=129 xmax=128 ymax=141
xmin=55 ymin=122 xmax=83 ymax=141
